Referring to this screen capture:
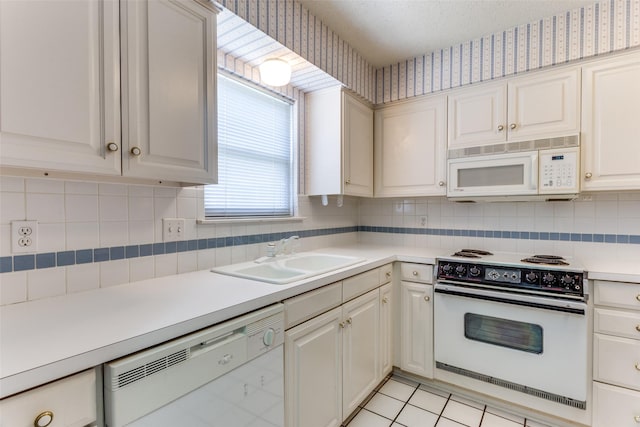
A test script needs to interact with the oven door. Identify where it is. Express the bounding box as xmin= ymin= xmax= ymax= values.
xmin=434 ymin=283 xmax=587 ymax=405
xmin=447 ymin=151 xmax=538 ymax=197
